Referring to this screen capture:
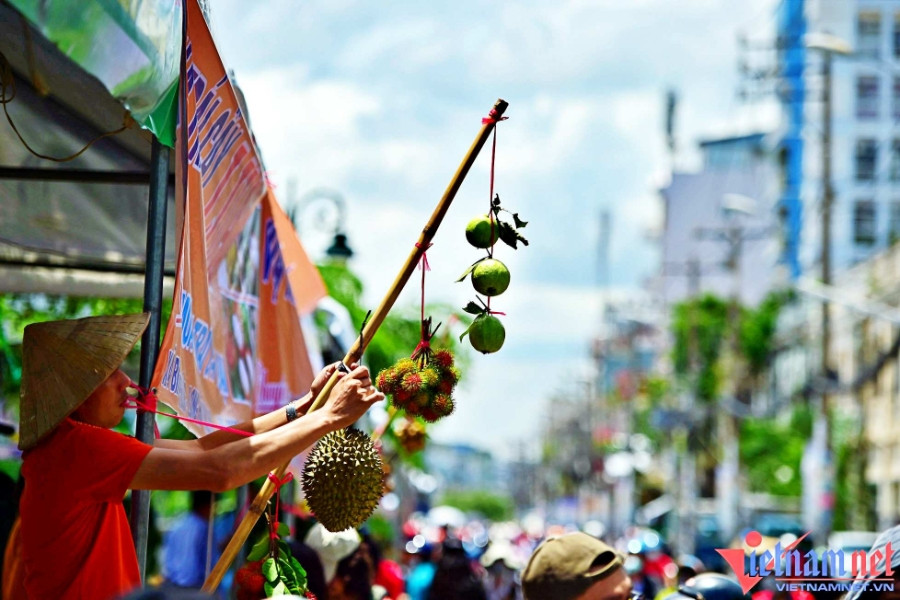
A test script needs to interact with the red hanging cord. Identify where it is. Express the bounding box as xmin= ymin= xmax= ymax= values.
xmin=481 ymin=110 xmax=506 ymax=312
xmin=123 ymin=385 xmax=255 ymax=439
xmin=413 ymin=242 xmax=433 ymax=357
xmin=266 ymin=472 xmax=294 ymax=538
